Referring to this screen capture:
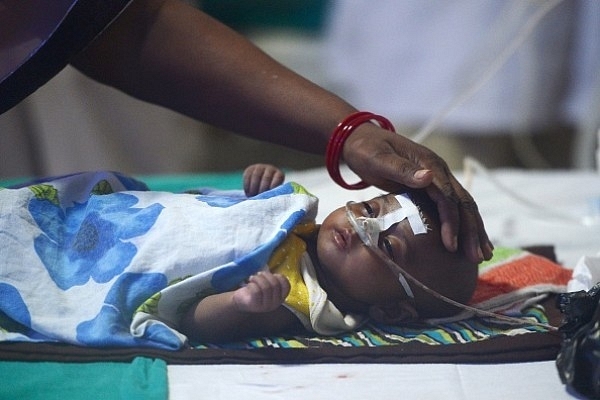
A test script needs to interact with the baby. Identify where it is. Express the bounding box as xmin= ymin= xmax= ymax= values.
xmin=180 ymin=164 xmax=478 ymax=343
